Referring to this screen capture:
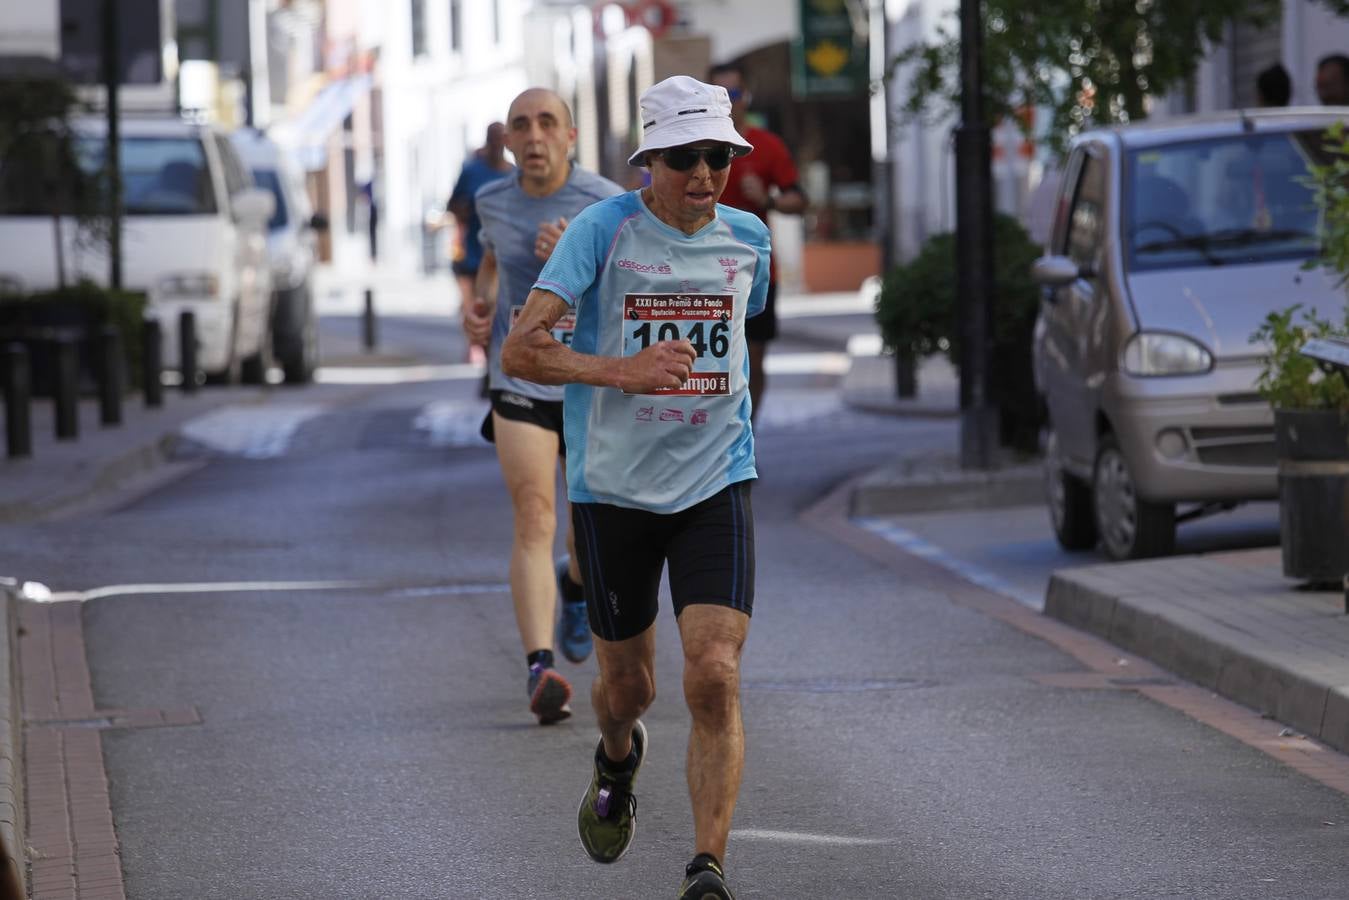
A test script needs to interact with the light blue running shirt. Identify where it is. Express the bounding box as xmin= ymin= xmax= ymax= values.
xmin=533 ymin=190 xmax=771 ymax=514
xmin=476 ymin=166 xmax=623 ymax=399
